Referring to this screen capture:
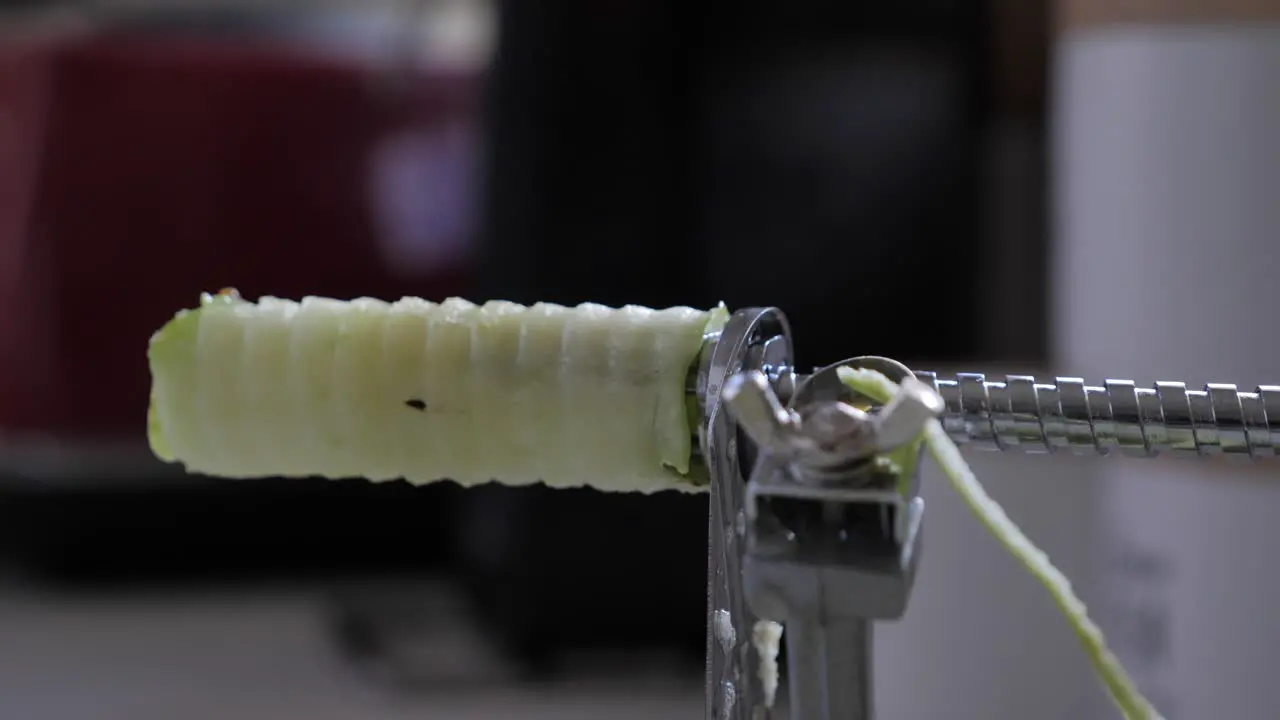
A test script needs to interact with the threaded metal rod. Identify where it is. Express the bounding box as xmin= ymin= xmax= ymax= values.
xmin=913 ymin=372 xmax=1280 ymax=459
